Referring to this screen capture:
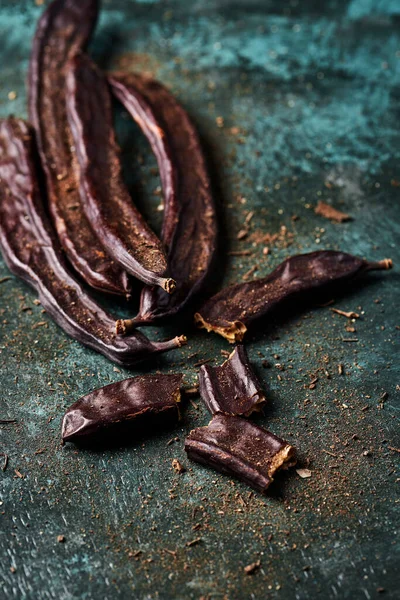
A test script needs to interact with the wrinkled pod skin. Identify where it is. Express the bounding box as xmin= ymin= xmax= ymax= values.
xmin=199 ymin=345 xmax=266 ymax=417
xmin=185 ymin=414 xmax=296 ymax=495
xmin=62 ymin=374 xmax=183 ymax=443
xmin=109 ymin=74 xmax=218 ymax=333
xmin=0 ymin=118 xmax=186 ymax=366
xmin=66 ymin=54 xmax=174 ymax=293
xmin=195 ymin=250 xmax=393 ymax=342
xmin=28 ymin=0 xmax=130 ymax=297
